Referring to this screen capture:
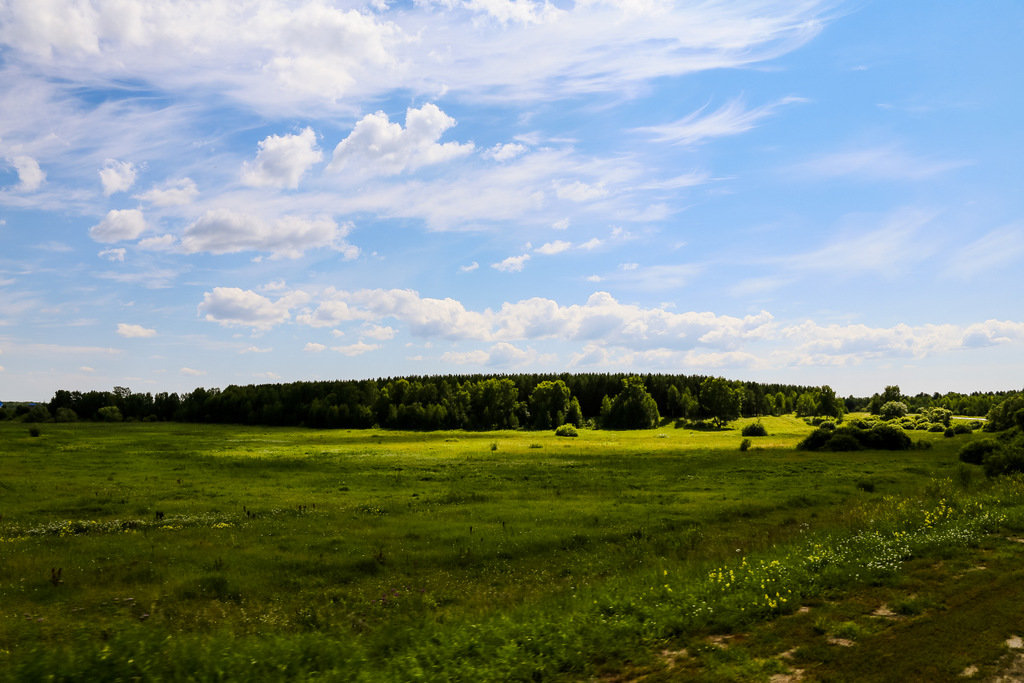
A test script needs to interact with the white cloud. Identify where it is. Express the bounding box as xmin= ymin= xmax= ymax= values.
xmin=787 ymin=208 xmax=937 ymax=275
xmin=441 ymin=342 xmax=537 ymax=367
xmin=634 ymin=97 xmax=803 ymax=145
xmin=241 ymin=127 xmax=322 ymax=189
xmin=578 ymin=237 xmax=603 ymax=250
xmin=792 ymin=145 xmax=969 ymax=182
xmin=944 ymin=225 xmax=1024 ymax=280
xmin=137 ymin=234 xmax=176 ymax=251
xmin=99 ymin=159 xmax=136 ymax=195
xmin=304 ymin=342 xmax=327 ymax=352
xmin=459 ymin=261 xmax=479 ymax=272
xmin=552 ymin=218 xmax=570 ymax=230
xmin=555 ymin=180 xmax=607 ymax=202
xmin=181 ymin=367 xmax=205 ymax=376
xmin=492 ymin=253 xmax=531 ymax=272
xmin=198 ymin=287 xmax=309 ymax=330
xmin=116 ymin=323 xmax=156 ymax=338
xmin=0 ymin=1 xmax=831 ymax=114
xmin=135 ymin=178 xmax=199 ymax=206
xmin=7 ymin=155 xmax=45 ymax=191
xmin=328 ymin=104 xmax=474 ymax=176
xmin=360 ymin=323 xmax=396 ymax=340
xmin=242 ymin=346 xmax=272 ymax=353
xmin=89 ymin=209 xmax=147 ymax=243
xmin=332 ymin=341 xmax=380 ymax=356
xmin=485 ymin=142 xmax=526 ymax=161
xmin=535 ymin=240 xmax=572 ymax=255
xmin=181 ymin=209 xmax=355 ymax=259
xmin=98 ymin=247 xmax=126 ymax=262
